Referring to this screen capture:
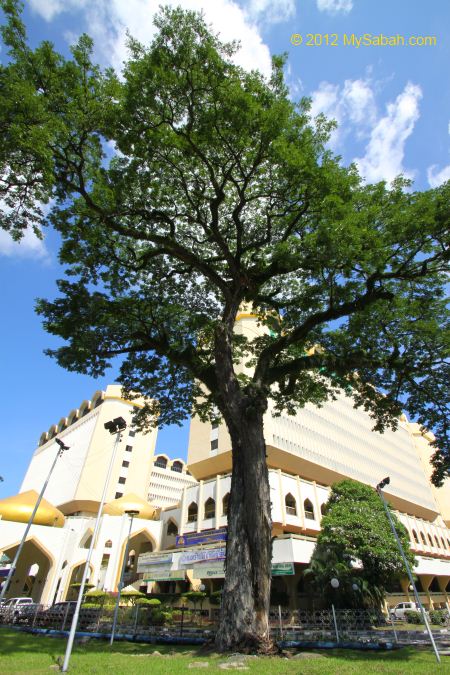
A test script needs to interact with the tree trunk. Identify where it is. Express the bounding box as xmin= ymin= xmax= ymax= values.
xmin=215 ymin=400 xmax=273 ymax=652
